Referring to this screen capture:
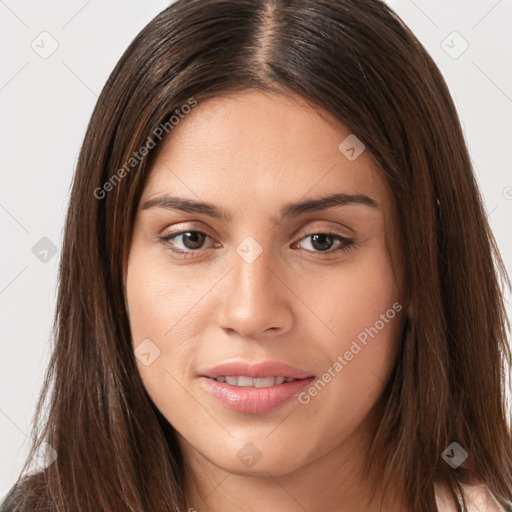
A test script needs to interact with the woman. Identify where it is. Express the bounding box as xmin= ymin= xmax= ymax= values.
xmin=2 ymin=0 xmax=511 ymax=511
